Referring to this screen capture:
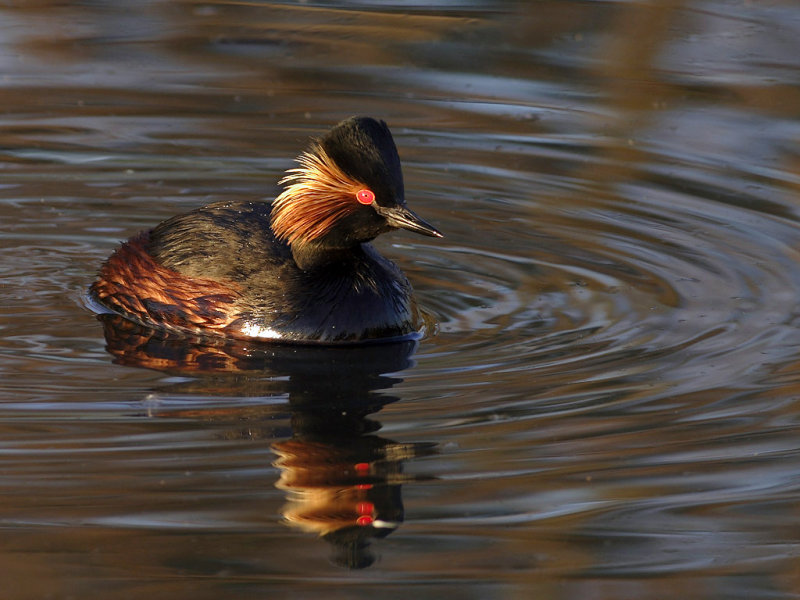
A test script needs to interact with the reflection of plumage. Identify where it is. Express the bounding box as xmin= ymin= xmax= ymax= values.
xmin=95 ymin=314 xmax=433 ymax=570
